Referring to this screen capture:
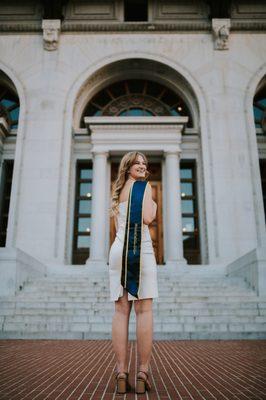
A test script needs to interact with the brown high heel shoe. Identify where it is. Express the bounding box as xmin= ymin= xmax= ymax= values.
xmin=115 ymin=371 xmax=131 ymax=394
xmin=136 ymin=370 xmax=152 ymax=394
